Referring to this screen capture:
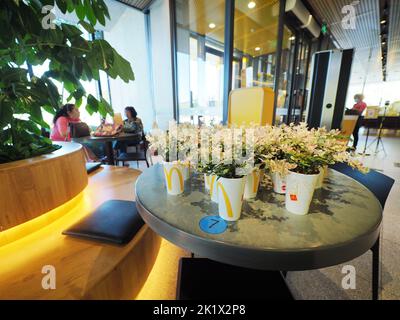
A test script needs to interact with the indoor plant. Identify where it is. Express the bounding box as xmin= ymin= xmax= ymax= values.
xmin=0 ymin=0 xmax=134 ymax=163
xmin=212 ymin=161 xmax=248 ymax=222
xmin=147 ymin=123 xmax=186 ymax=195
